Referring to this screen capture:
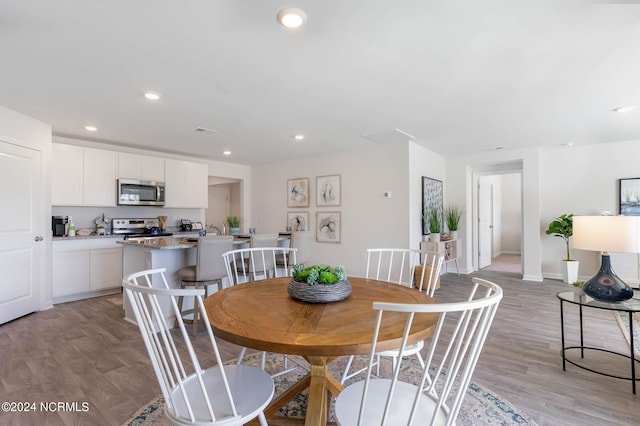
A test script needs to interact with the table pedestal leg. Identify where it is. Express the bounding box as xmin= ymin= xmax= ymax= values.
xmin=304 ymin=356 xmax=344 ymax=426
